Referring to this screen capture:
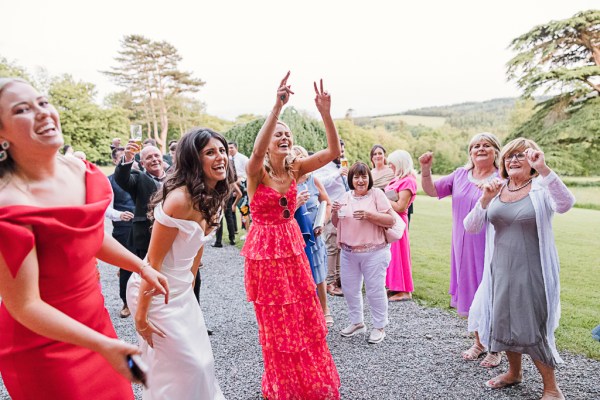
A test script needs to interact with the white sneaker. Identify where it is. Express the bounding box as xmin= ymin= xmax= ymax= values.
xmin=240 ymin=235 xmax=247 ymax=241
xmin=340 ymin=323 xmax=366 ymax=337
xmin=368 ymin=328 xmax=386 ymax=344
